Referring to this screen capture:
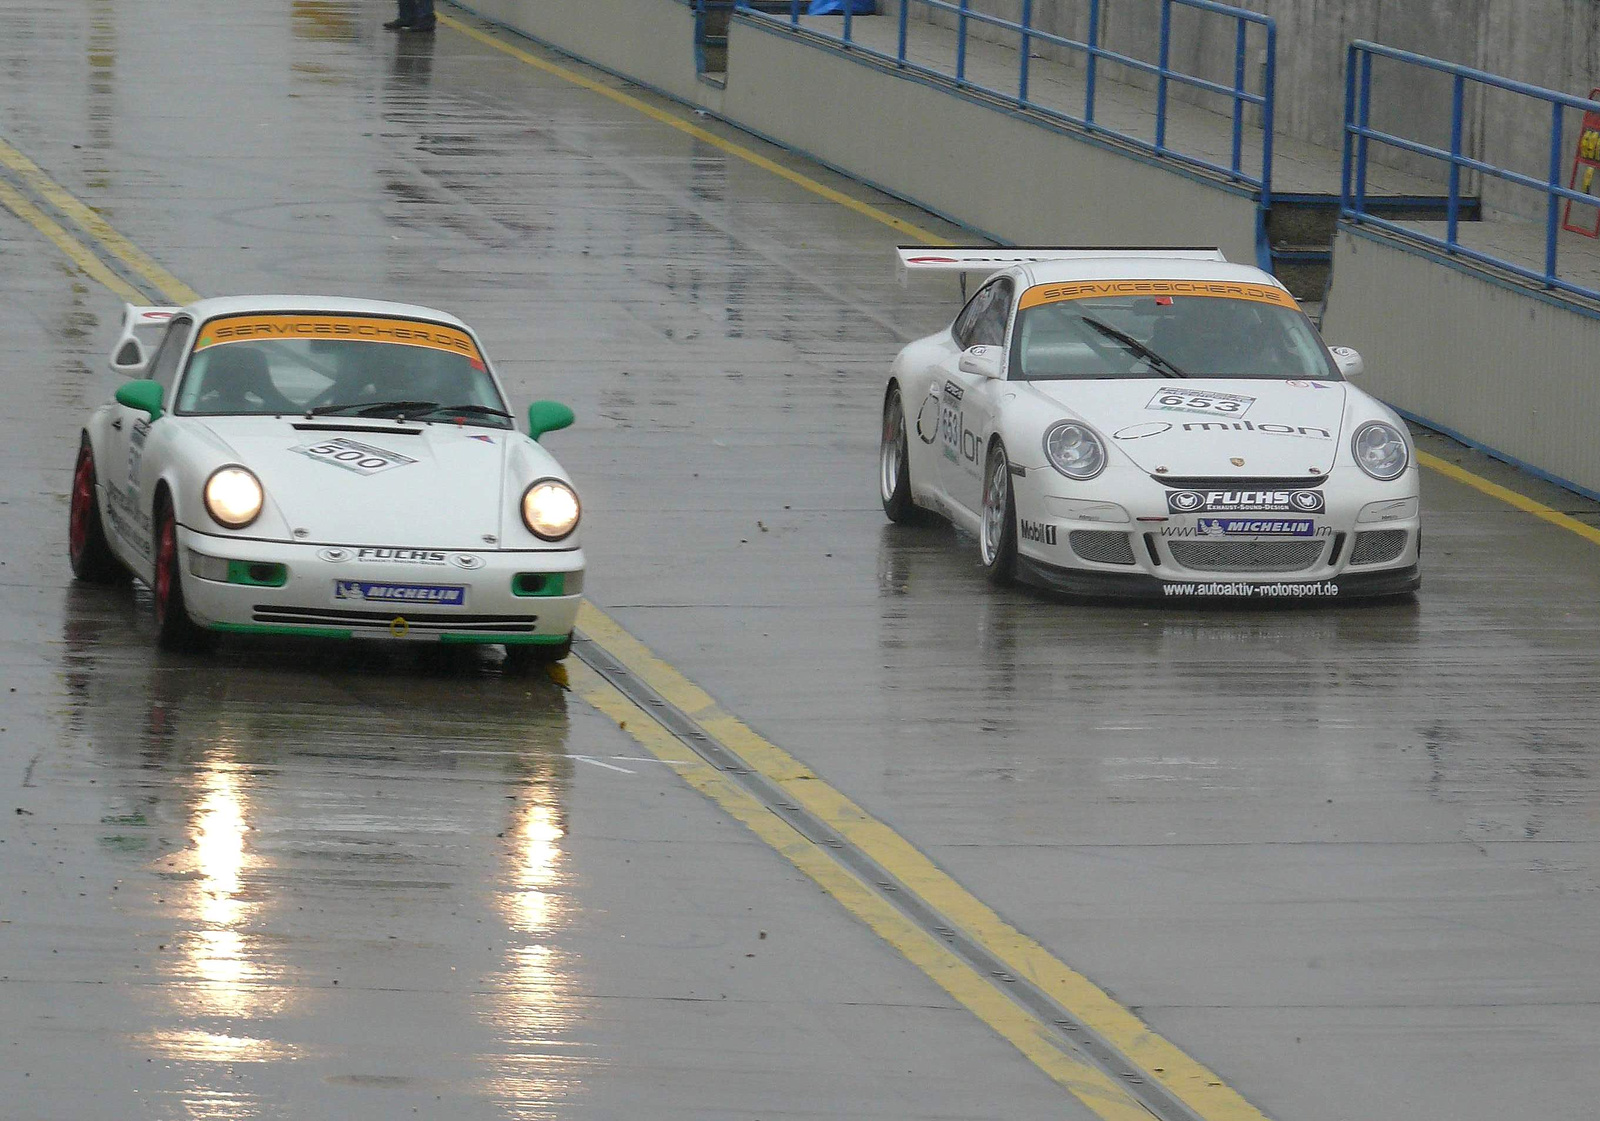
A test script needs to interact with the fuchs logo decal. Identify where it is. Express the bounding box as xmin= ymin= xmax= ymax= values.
xmin=1019 ymin=519 xmax=1057 ymax=545
xmin=1167 ymin=489 xmax=1325 ymax=514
